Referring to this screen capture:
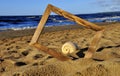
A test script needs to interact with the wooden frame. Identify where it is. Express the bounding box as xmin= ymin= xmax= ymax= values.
xmin=30 ymin=4 xmax=104 ymax=61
